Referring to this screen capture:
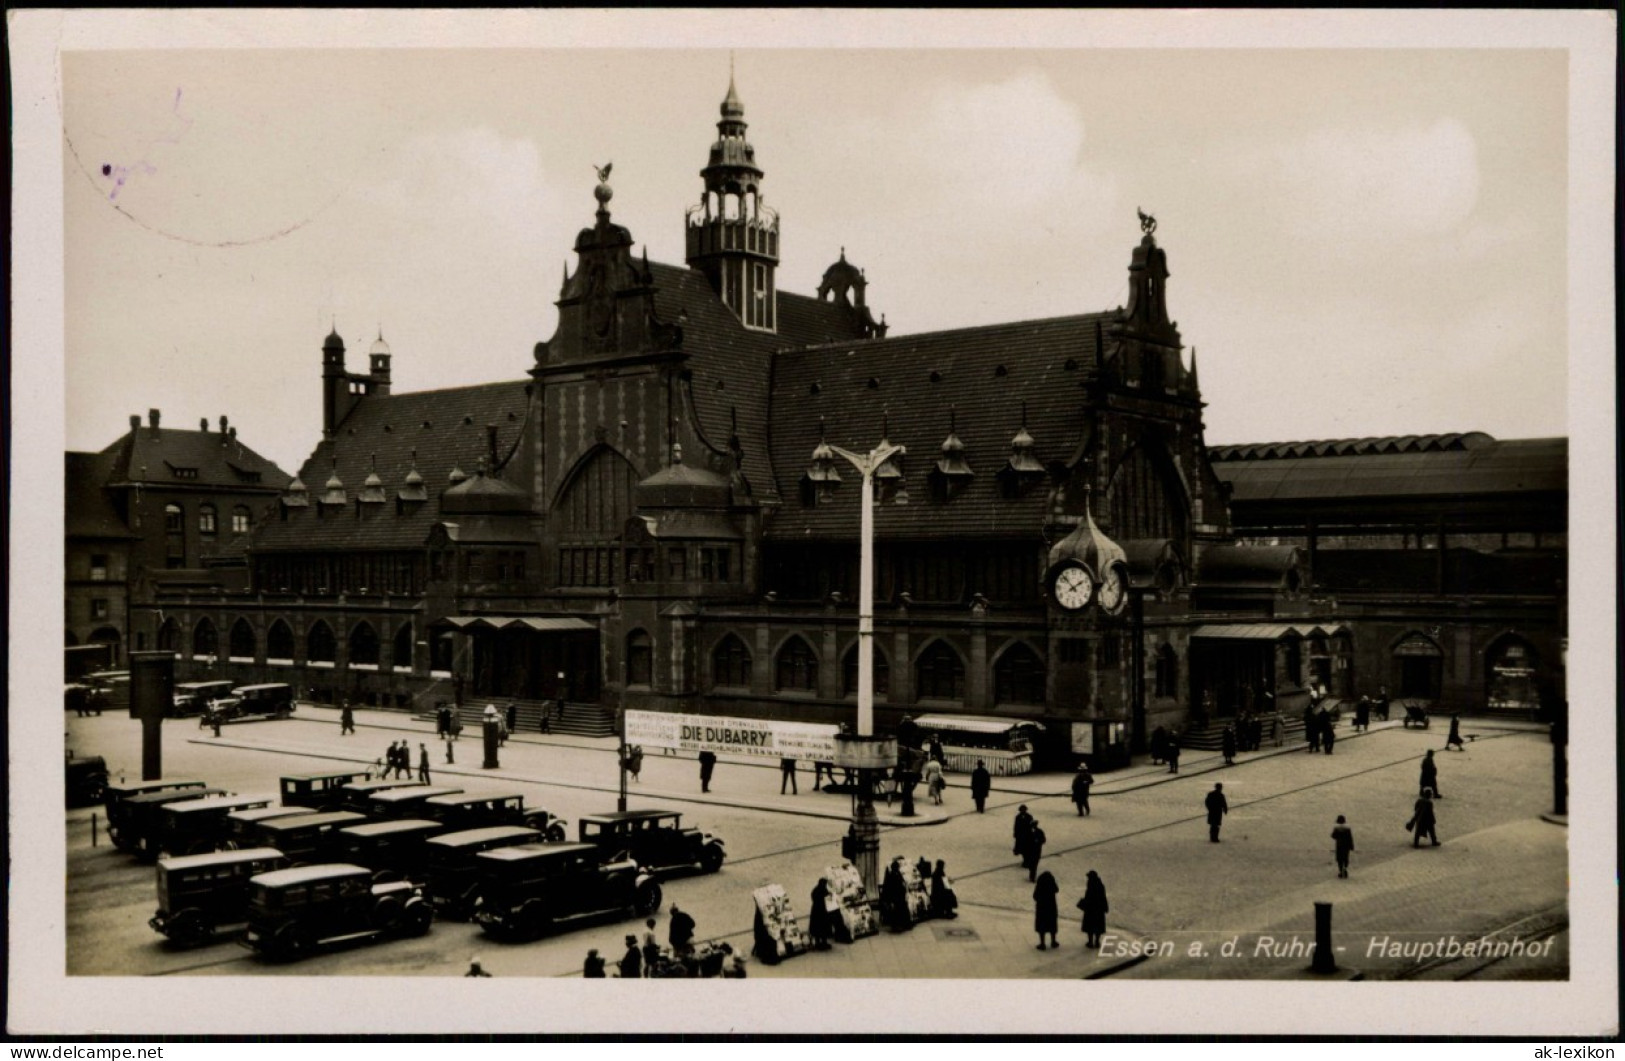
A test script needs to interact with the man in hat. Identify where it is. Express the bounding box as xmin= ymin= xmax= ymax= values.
xmin=1205 ymin=782 xmax=1229 ymax=843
